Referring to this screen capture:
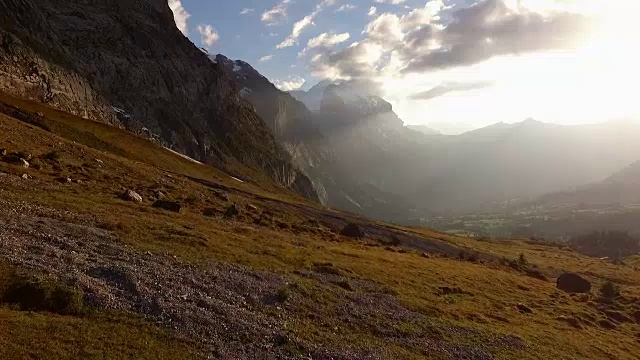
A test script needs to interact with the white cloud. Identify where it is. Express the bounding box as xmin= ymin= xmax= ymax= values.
xmin=262 ymin=0 xmax=292 ymax=26
xmin=299 ymin=32 xmax=350 ymax=56
xmin=259 ymin=55 xmax=274 ymax=62
xmin=274 ymin=77 xmax=306 ymax=91
xmin=276 ymin=0 xmax=338 ymax=49
xmin=196 ymin=24 xmax=220 ymax=48
xmin=240 ymin=8 xmax=255 ymax=15
xmin=374 ymin=0 xmax=408 ymax=4
xmin=368 ymin=6 xmax=377 ymax=16
xmin=336 ymin=4 xmax=356 ymax=12
xmin=168 ymin=0 xmax=191 ymax=35
xmin=277 ymin=14 xmax=317 ymax=48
